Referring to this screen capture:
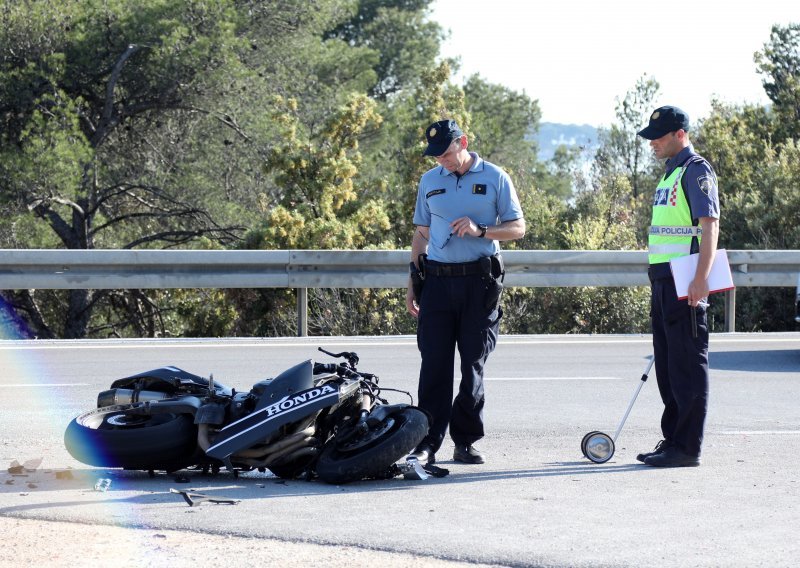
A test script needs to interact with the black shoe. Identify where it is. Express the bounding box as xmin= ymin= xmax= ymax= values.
xmin=644 ymin=447 xmax=700 ymax=468
xmin=453 ymin=444 xmax=485 ymax=464
xmin=407 ymin=444 xmax=435 ymax=464
xmin=636 ymin=439 xmax=672 ymax=463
